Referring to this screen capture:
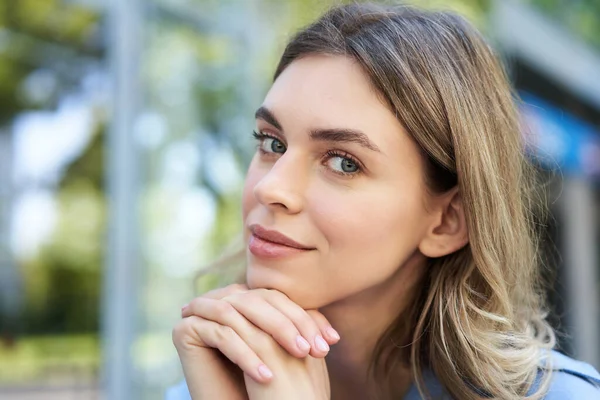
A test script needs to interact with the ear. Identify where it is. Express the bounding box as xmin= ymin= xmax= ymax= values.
xmin=418 ymin=187 xmax=469 ymax=258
